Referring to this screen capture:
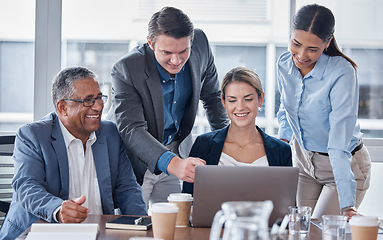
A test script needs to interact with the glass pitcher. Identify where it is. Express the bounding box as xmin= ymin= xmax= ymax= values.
xmin=209 ymin=201 xmax=273 ymax=240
